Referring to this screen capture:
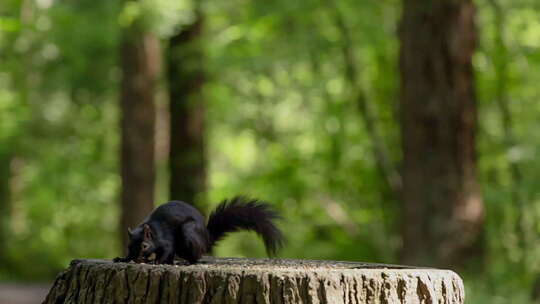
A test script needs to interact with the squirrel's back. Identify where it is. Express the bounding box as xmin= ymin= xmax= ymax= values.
xmin=148 ymin=201 xmax=206 ymax=228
